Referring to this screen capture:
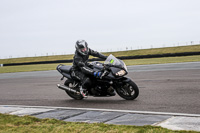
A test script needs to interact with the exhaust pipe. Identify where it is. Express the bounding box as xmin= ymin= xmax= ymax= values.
xmin=57 ymin=84 xmax=80 ymax=94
